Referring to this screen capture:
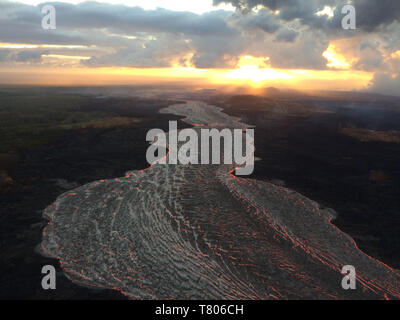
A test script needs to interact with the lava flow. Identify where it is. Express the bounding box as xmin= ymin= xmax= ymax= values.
xmin=41 ymin=101 xmax=400 ymax=300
